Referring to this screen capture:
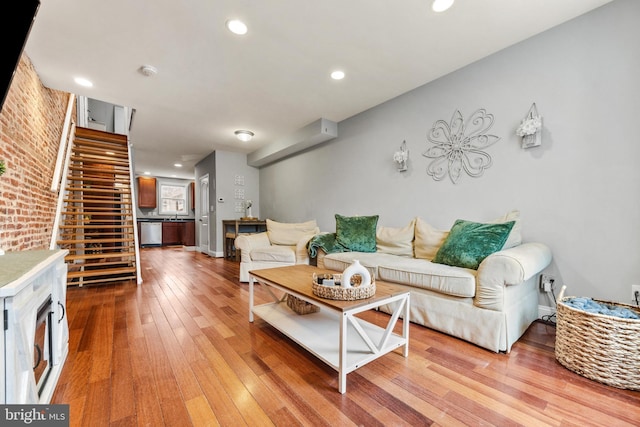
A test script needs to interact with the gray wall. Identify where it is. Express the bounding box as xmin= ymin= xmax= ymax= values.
xmin=258 ymin=0 xmax=640 ymax=310
xmin=195 ymin=151 xmax=216 ymax=254
xmin=196 ymin=150 xmax=260 ymax=256
xmin=215 ymin=151 xmax=260 ymax=254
